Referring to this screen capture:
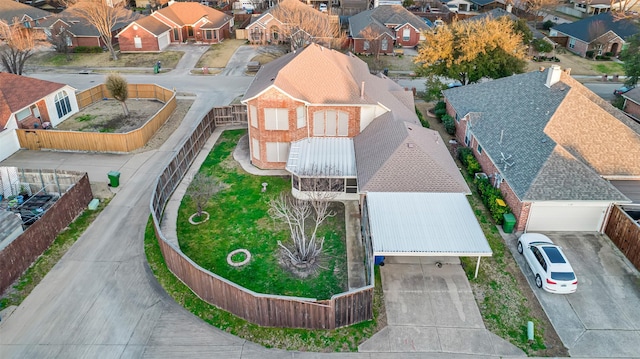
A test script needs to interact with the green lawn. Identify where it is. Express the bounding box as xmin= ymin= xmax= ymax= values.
xmin=146 ymin=217 xmax=384 ymax=351
xmin=29 ymin=50 xmax=184 ymax=68
xmin=593 ymin=62 xmax=625 ymax=75
xmin=177 ymin=129 xmax=348 ymax=300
